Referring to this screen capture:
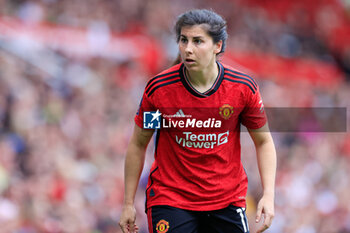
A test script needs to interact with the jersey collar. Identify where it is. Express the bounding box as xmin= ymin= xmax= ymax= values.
xmin=179 ymin=61 xmax=224 ymax=98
